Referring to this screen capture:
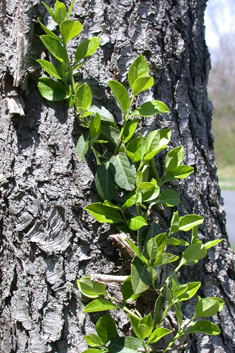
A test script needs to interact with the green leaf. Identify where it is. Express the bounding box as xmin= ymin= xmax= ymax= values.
xmin=204 ymin=239 xmax=224 ymax=249
xmin=42 ymin=2 xmax=59 ymax=24
xmin=209 ymin=297 xmax=225 ymax=312
xmin=108 ymin=80 xmax=129 ymax=114
xmin=142 ymin=185 xmax=160 ymax=203
xmin=127 ymin=315 xmax=142 ymax=340
xmin=74 ymin=37 xmax=101 ymax=64
xmin=139 ymin=313 xmax=154 ymax=333
xmin=174 ymin=302 xmax=182 ymax=329
xmin=85 ymin=202 xmax=124 ymax=224
xmin=75 ymin=83 xmax=92 ymax=111
xmin=126 ymin=137 xmax=142 ymax=163
xmin=90 ymin=113 xmax=101 ymax=141
xmin=146 ymin=238 xmax=158 ymax=261
xmin=37 ymin=59 xmax=62 ymax=80
xmin=77 ymin=276 xmax=107 ymax=298
xmin=195 ymin=297 xmax=220 ymax=318
xmin=57 ymin=61 xmax=69 ymax=80
xmin=82 ymin=349 xmax=103 ymax=353
xmin=37 ymin=77 xmax=68 ymax=101
xmin=126 ymin=215 xmax=148 ymax=231
xmin=40 ymin=35 xmax=67 ymax=62
xmin=181 ymin=242 xmax=207 ymax=264
xmin=85 ymin=334 xmax=103 ymax=348
xmin=96 ymin=314 xmax=117 ymax=344
xmin=173 ymin=284 xmax=188 ymax=300
xmin=191 ymin=226 xmax=199 ymax=244
xmin=123 ymin=119 xmax=140 ymax=143
xmin=154 ymin=294 xmax=165 ymax=326
xmin=166 ymin=238 xmax=189 ymax=246
xmin=67 ymin=0 xmax=76 ymax=19
xmin=37 ymin=17 xmax=59 ymax=40
xmin=165 ymin=146 xmax=184 ymax=171
xmin=155 ymin=189 xmax=180 ymax=207
xmin=83 ymin=299 xmax=118 ymax=313
xmin=168 ymin=211 xmax=179 ymax=236
xmin=75 ymin=133 xmax=90 ymax=162
xmin=124 ymin=238 xmax=140 ymax=257
xmin=132 ymin=76 xmax=154 ymax=96
xmin=61 ymin=20 xmax=83 ymax=44
xmin=54 ymin=0 xmax=67 ymax=22
xmin=147 ymin=327 xmax=172 ymax=344
xmin=131 ymin=100 xmax=170 ymax=117
xmin=179 ymin=215 xmax=204 ymax=232
xmin=154 ymin=233 xmax=166 ymax=254
xmin=107 ymin=337 xmax=143 ymax=353
xmin=166 ymin=286 xmax=172 ymax=305
xmin=184 ymin=321 xmax=221 ymax=335
xmin=110 ymin=153 xmax=136 ymax=191
xmin=128 ymin=55 xmax=149 ymax=88
xmin=162 ymin=165 xmax=194 ymax=184
xmin=144 ymin=129 xmax=171 ymax=161
xmin=95 ymin=162 xmax=118 ymax=201
xmin=131 ymin=257 xmax=151 ymax=294
xmin=90 ymin=105 xmax=114 ymax=122
xmin=121 ymin=276 xmax=141 ymax=303
xmin=122 ymin=189 xmax=136 ymax=210
xmin=100 ymin=121 xmax=120 ymax=146
xmin=153 ymin=253 xmax=179 ymax=267
xmin=176 ymin=282 xmax=201 ymax=302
